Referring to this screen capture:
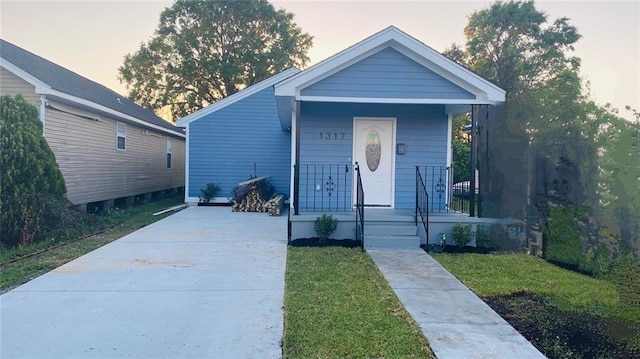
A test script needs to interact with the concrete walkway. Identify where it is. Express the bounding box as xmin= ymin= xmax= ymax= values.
xmin=1 ymin=206 xmax=287 ymax=359
xmin=369 ymin=249 xmax=546 ymax=359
